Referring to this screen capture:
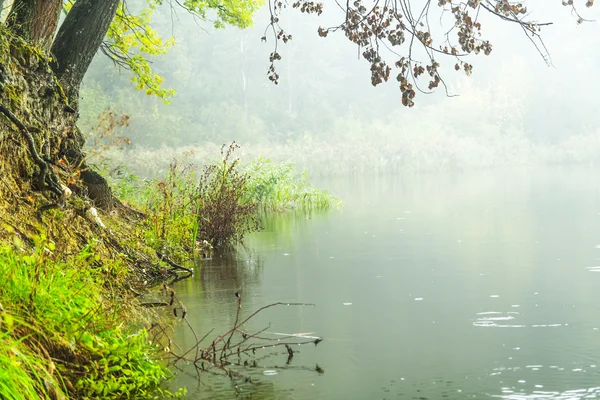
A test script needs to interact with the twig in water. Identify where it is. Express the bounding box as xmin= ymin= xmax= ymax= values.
xmin=156 ymin=250 xmax=194 ymax=274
